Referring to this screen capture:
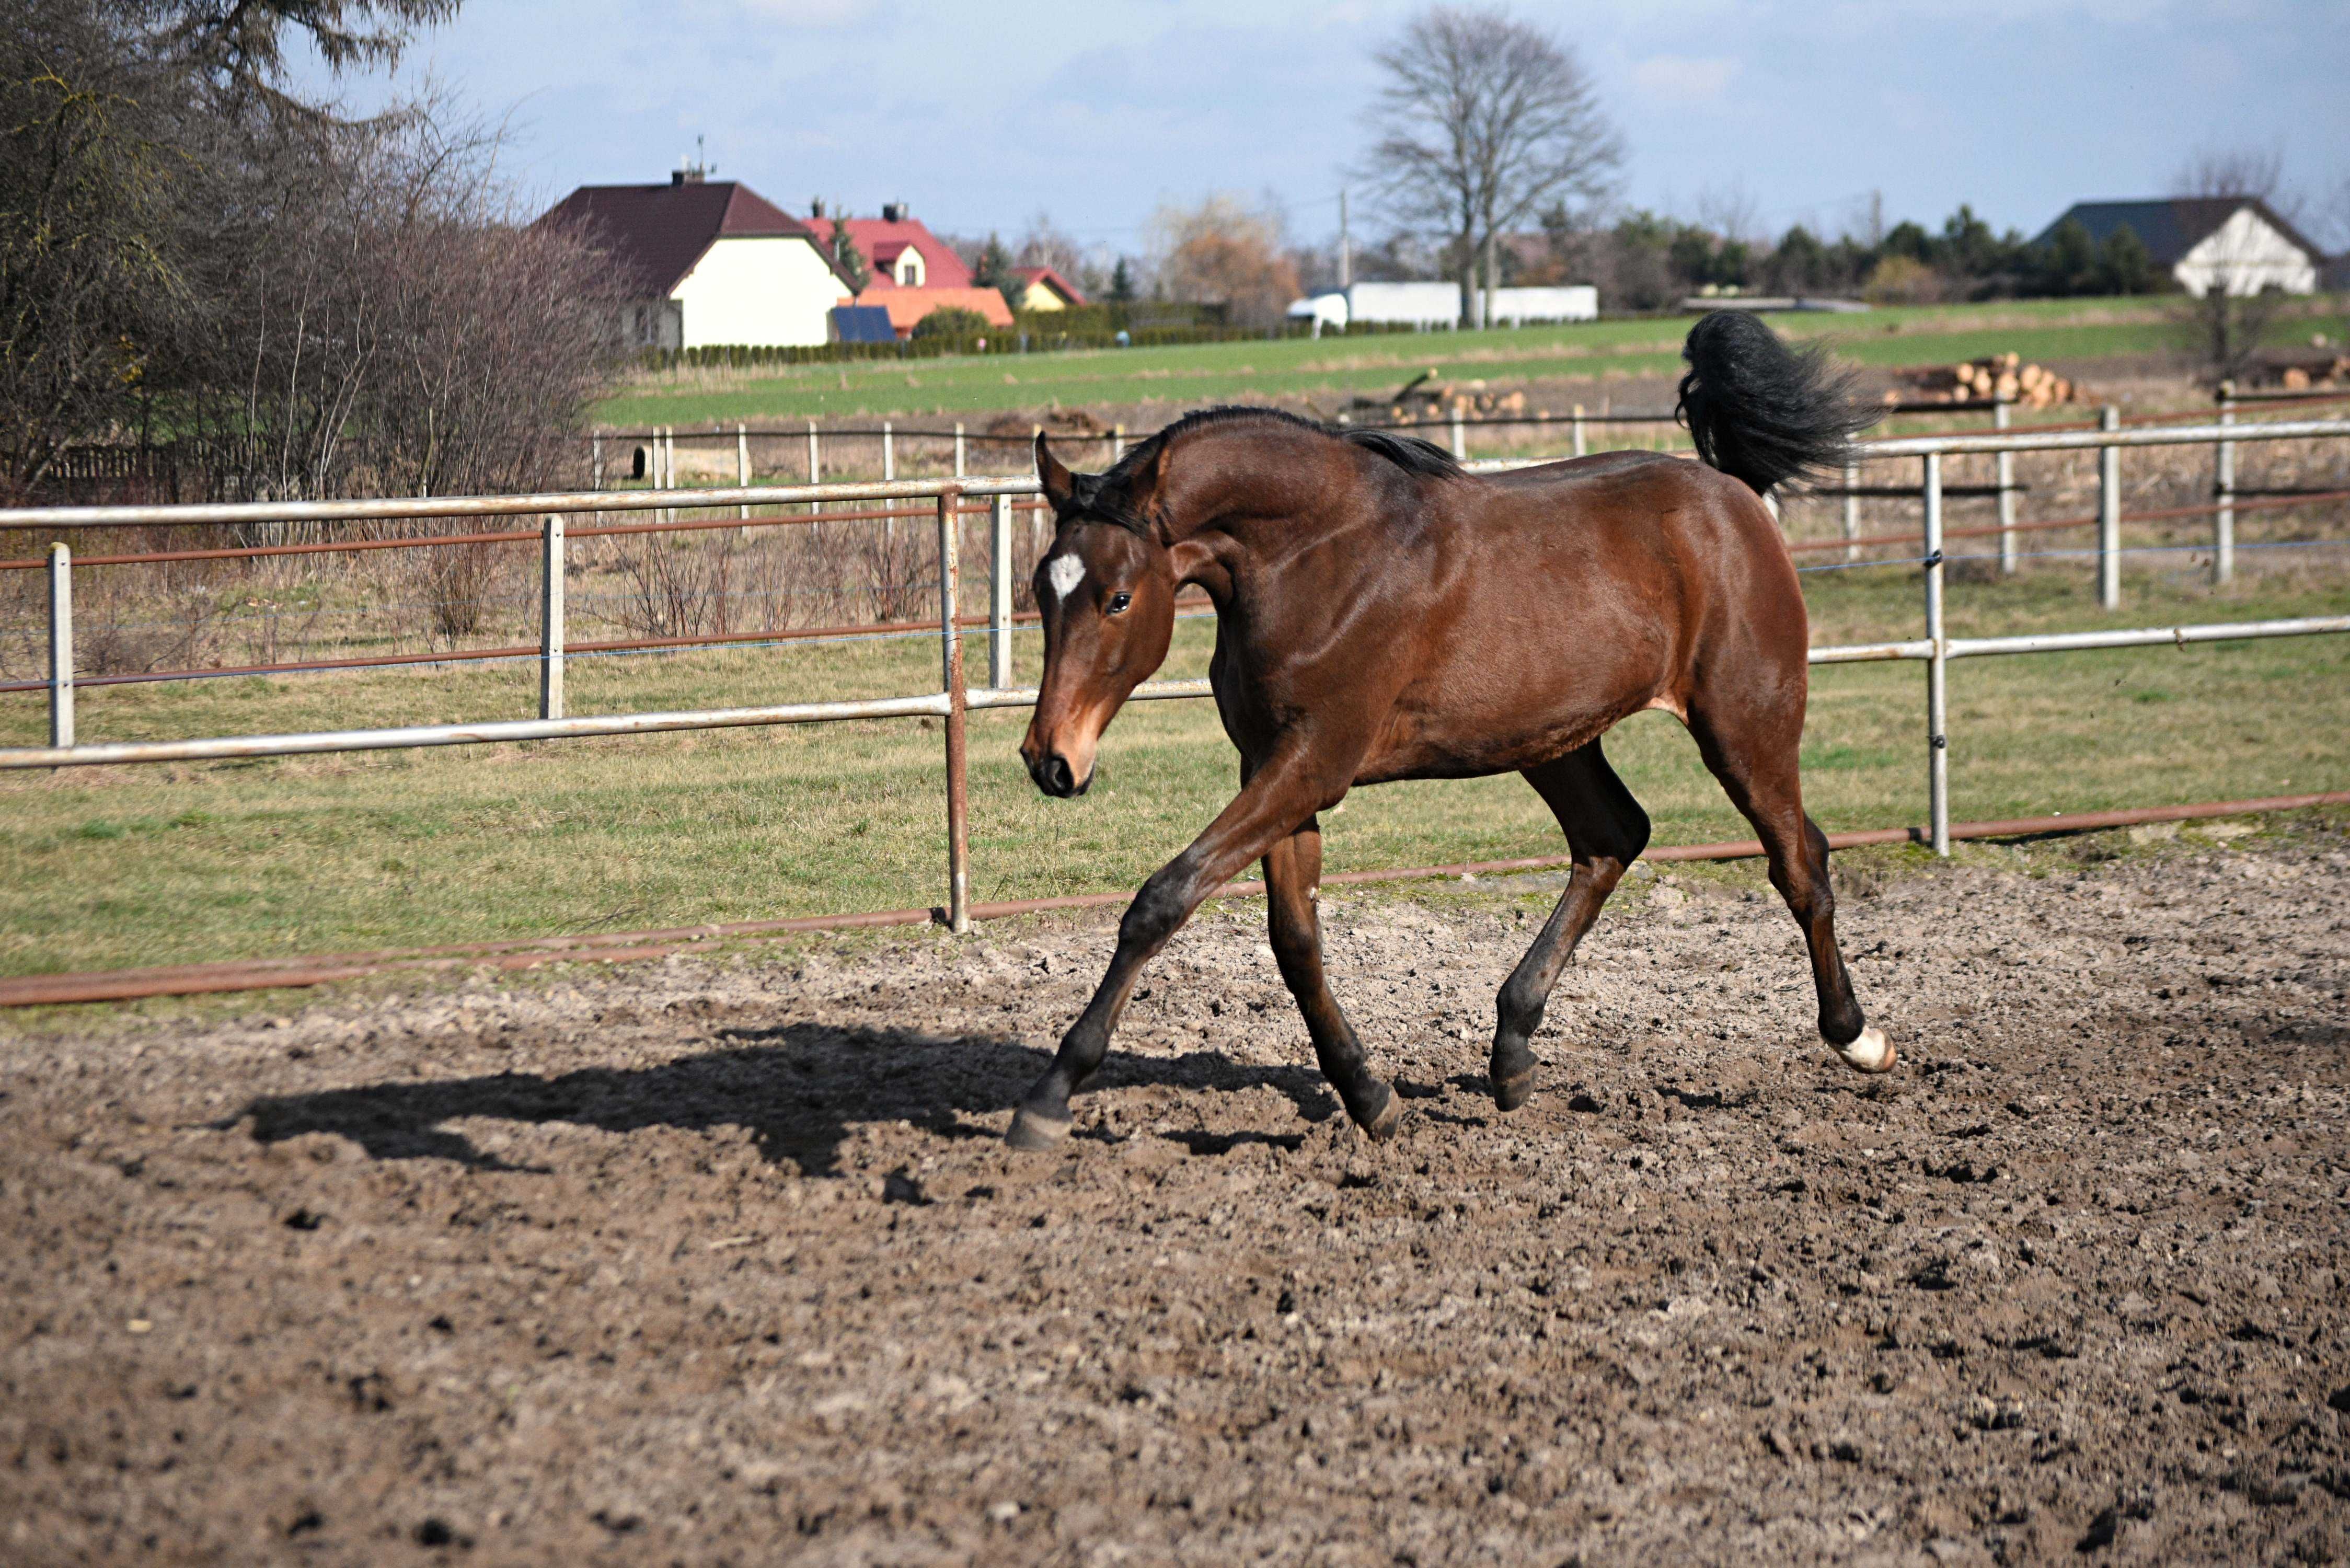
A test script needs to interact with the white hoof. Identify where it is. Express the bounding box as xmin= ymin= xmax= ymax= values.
xmin=1834 ymin=1025 xmax=1897 ymax=1074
